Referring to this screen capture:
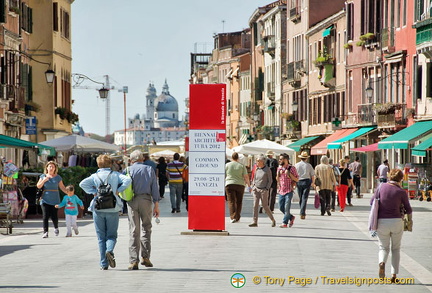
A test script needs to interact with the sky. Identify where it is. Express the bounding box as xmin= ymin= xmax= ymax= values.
xmin=72 ymin=0 xmax=272 ymax=136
